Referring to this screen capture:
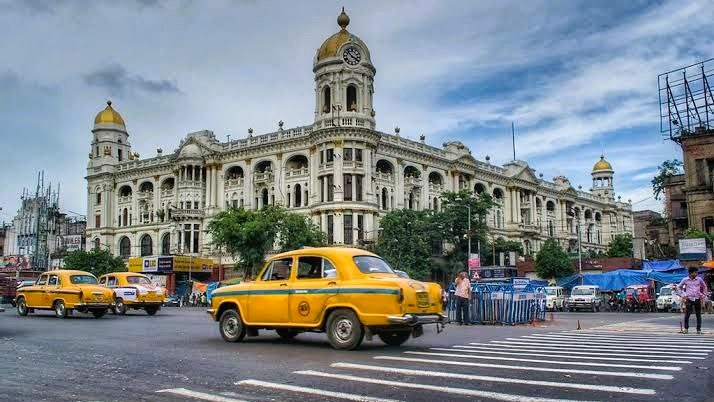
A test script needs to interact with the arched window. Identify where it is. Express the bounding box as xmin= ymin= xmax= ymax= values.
xmin=261 ymin=188 xmax=269 ymax=208
xmin=346 ymin=85 xmax=357 ymax=111
xmin=381 ymin=188 xmax=388 ymax=210
xmin=119 ymin=237 xmax=131 ymax=258
xmin=140 ymin=234 xmax=153 ymax=257
xmin=433 ymin=197 xmax=439 ymax=211
xmin=122 ymin=208 xmax=128 ymax=227
xmin=161 ymin=233 xmax=170 ymax=255
xmin=408 ymin=192 xmax=415 ymax=209
xmin=474 ymin=183 xmax=486 ymax=195
xmin=322 ymin=86 xmax=331 ymax=114
xmin=294 ymin=184 xmax=302 ymax=207
xmin=93 ymin=238 xmax=100 ymax=251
